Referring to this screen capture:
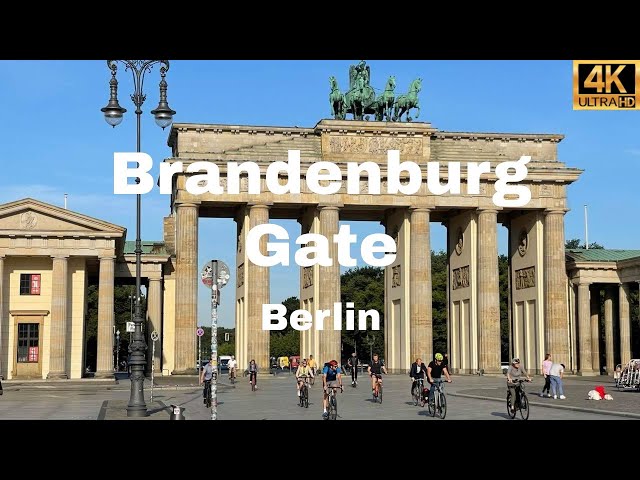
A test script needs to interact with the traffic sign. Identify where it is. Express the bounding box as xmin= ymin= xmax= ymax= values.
xmin=126 ymin=321 xmax=135 ymax=333
xmin=151 ymin=331 xmax=159 ymax=342
xmin=196 ymin=327 xmax=205 ymax=337
xmin=201 ymin=262 xmax=214 ymax=289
